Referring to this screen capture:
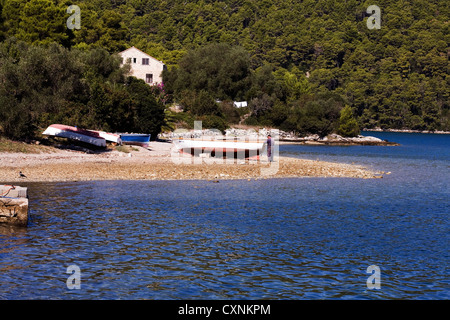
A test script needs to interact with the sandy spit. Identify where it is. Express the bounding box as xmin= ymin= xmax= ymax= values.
xmin=0 ymin=141 xmax=381 ymax=183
